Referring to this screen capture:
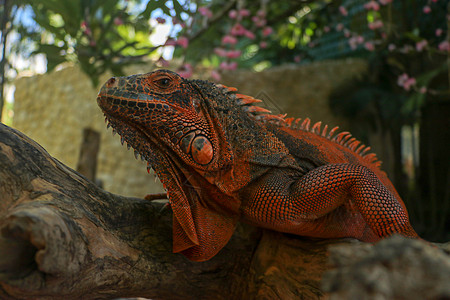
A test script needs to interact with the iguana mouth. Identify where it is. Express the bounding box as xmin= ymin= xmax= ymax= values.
xmin=100 ymin=106 xmax=201 ymax=203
